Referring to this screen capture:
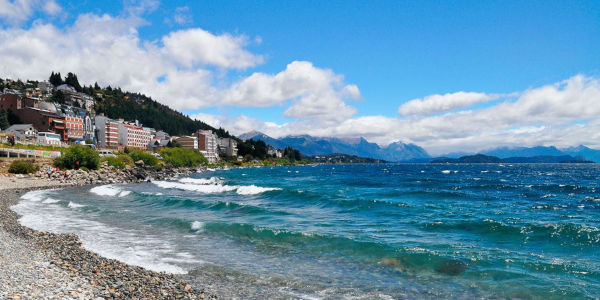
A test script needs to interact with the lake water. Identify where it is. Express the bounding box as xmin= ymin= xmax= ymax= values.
xmin=12 ymin=164 xmax=600 ymax=299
